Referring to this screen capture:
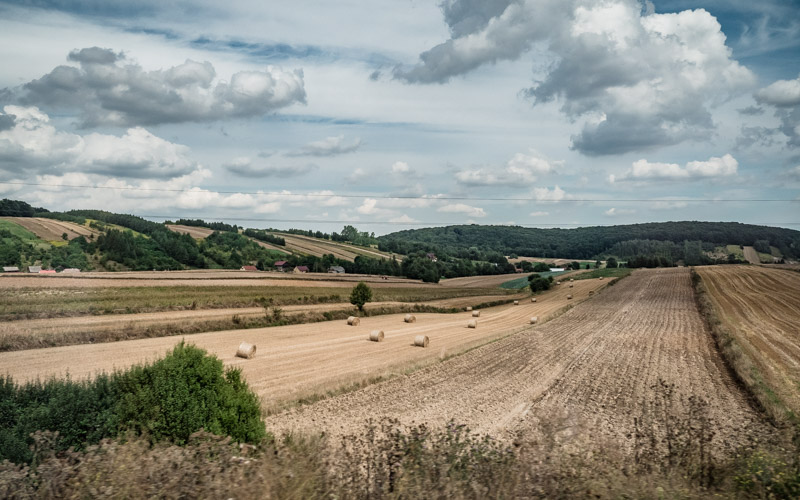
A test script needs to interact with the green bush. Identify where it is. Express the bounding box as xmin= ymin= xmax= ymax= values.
xmin=0 ymin=342 xmax=266 ymax=464
xmin=349 ymin=281 xmax=373 ymax=311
